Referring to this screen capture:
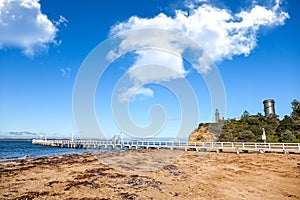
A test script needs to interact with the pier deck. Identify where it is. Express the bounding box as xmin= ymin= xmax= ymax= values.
xmin=32 ymin=139 xmax=300 ymax=154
